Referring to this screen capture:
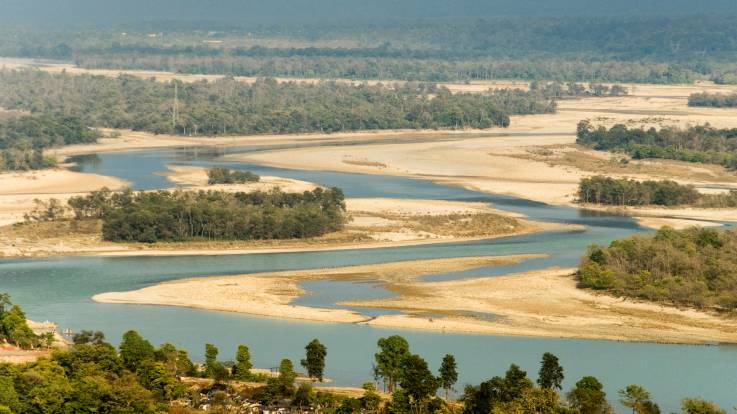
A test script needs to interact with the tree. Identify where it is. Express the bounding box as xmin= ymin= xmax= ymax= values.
xmin=204 ymin=343 xmax=220 ymax=378
xmin=537 ymin=352 xmax=564 ymax=390
xmin=375 ymin=335 xmax=411 ymax=392
xmin=399 ymin=354 xmax=439 ymax=414
xmin=0 ymin=305 xmax=38 ymax=349
xmin=681 ymin=398 xmax=726 ymax=414
xmin=301 ymin=339 xmax=327 ymax=382
xmin=361 ymin=382 xmax=382 ymax=413
xmin=118 ymin=330 xmax=155 ymax=371
xmin=619 ymin=385 xmax=659 ymax=414
xmin=232 ymin=344 xmax=253 ymax=380
xmin=438 ymin=354 xmax=458 ymax=400
xmin=278 ymin=358 xmax=297 ymax=395
xmin=72 ymin=330 xmax=106 ymax=345
xmin=567 ymin=376 xmax=611 ymax=414
xmin=293 ymin=383 xmax=315 ymax=409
